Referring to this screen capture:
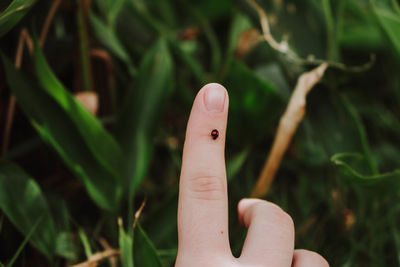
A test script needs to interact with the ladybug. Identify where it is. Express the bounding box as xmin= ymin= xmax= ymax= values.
xmin=211 ymin=129 xmax=219 ymax=140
